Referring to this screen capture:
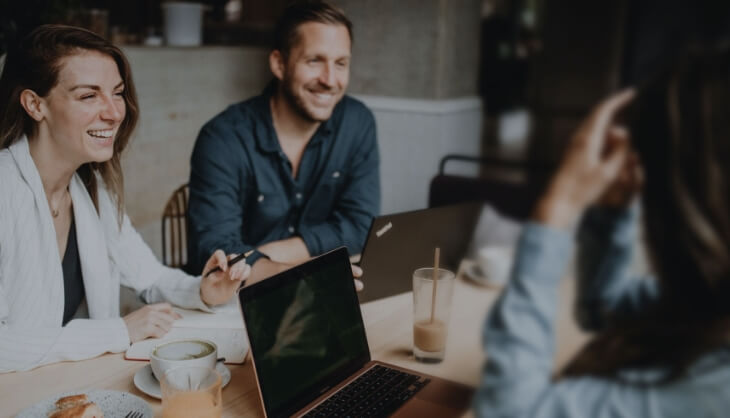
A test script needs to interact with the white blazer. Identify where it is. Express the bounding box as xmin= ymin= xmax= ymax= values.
xmin=0 ymin=137 xmax=210 ymax=373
